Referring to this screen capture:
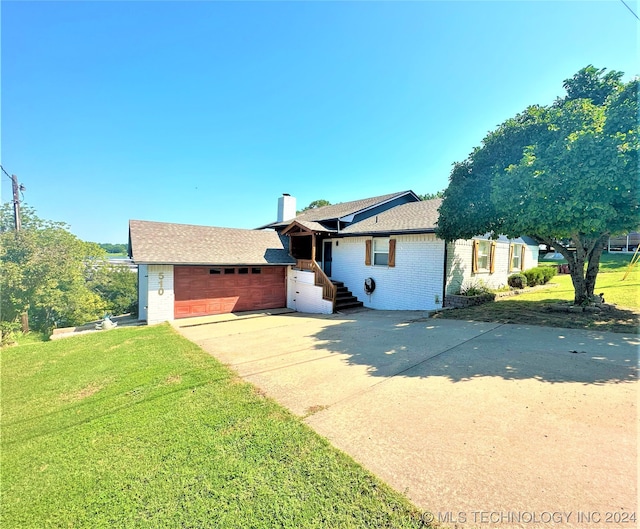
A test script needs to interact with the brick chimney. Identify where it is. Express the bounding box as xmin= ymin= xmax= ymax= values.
xmin=277 ymin=194 xmax=296 ymax=223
